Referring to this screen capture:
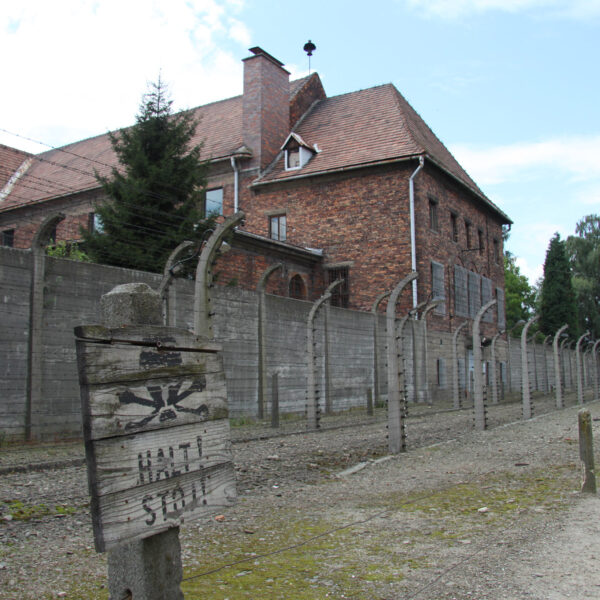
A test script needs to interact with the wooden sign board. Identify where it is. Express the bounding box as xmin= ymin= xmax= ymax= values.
xmin=74 ymin=325 xmax=236 ymax=552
